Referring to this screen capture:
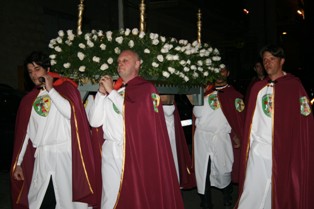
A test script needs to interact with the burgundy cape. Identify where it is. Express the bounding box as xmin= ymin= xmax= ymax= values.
xmin=236 ymin=74 xmax=314 ymax=209
xmin=10 ymin=76 xmax=96 ymax=209
xmin=115 ymin=76 xmax=184 ymax=209
xmin=216 ymin=85 xmax=245 ymax=184
xmin=173 ymin=104 xmax=196 ymax=189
